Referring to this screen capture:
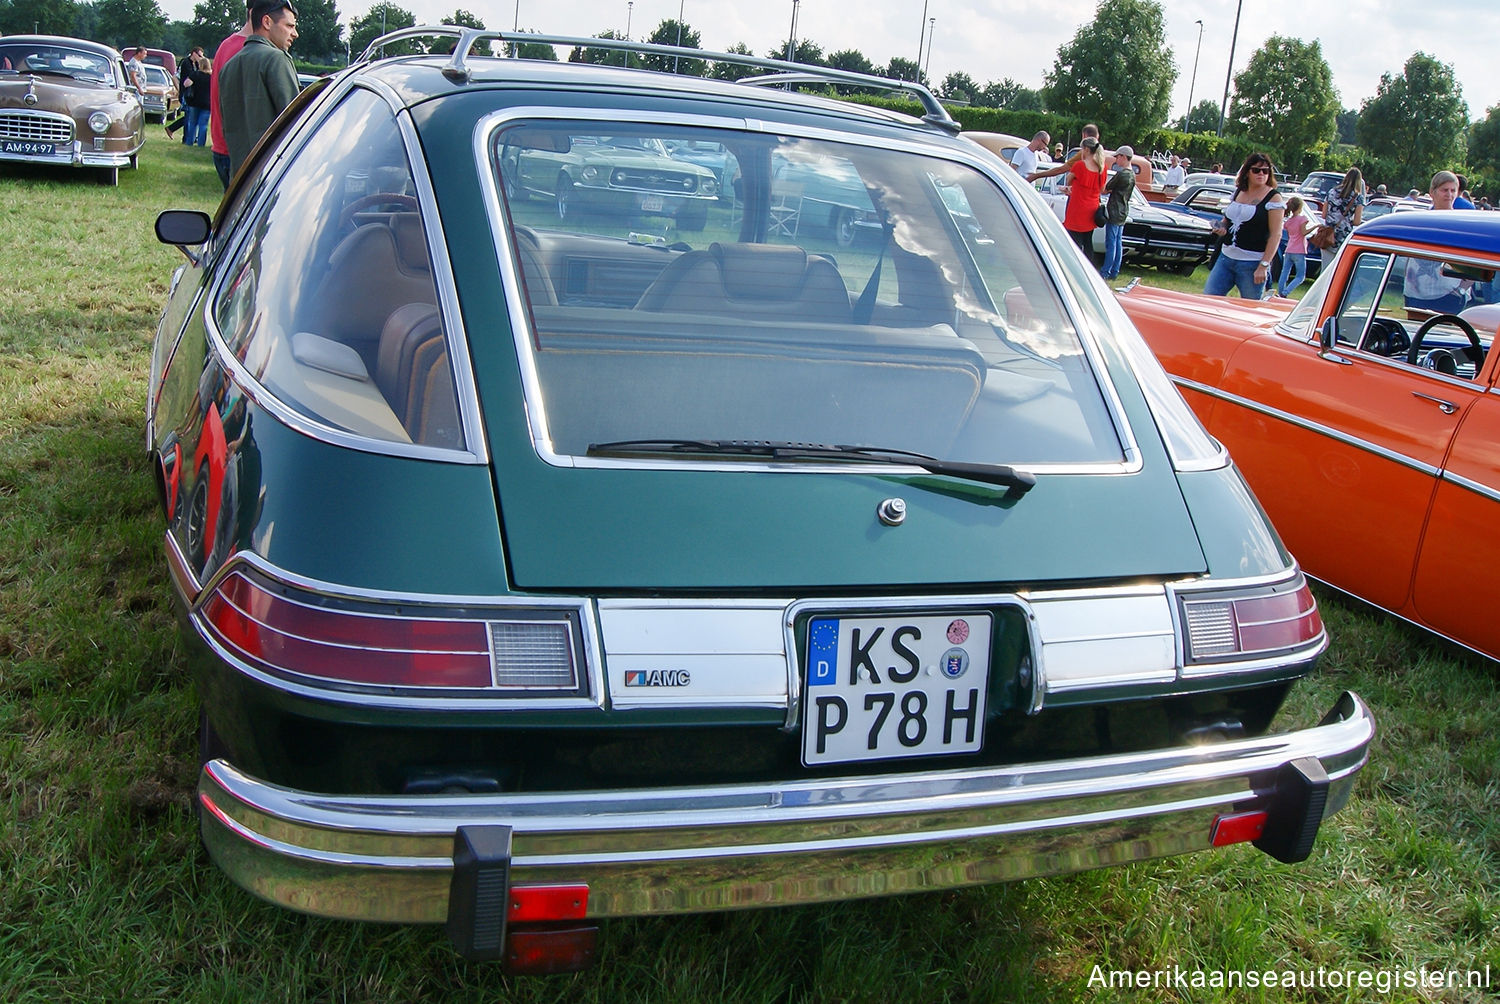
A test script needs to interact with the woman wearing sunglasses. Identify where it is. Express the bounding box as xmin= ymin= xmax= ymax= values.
xmin=1204 ymin=153 xmax=1285 ymax=298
